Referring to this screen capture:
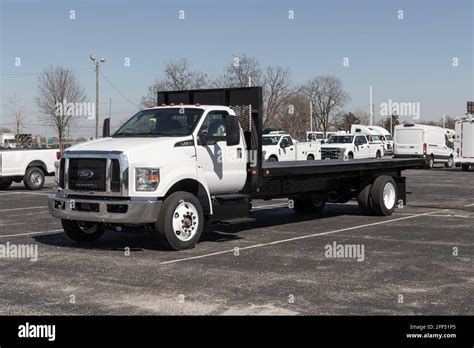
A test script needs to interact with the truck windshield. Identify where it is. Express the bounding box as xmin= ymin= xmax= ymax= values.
xmin=327 ymin=135 xmax=354 ymax=144
xmin=385 ymin=135 xmax=393 ymax=141
xmin=263 ymin=136 xmax=281 ymax=145
xmin=114 ymin=108 xmax=204 ymax=137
